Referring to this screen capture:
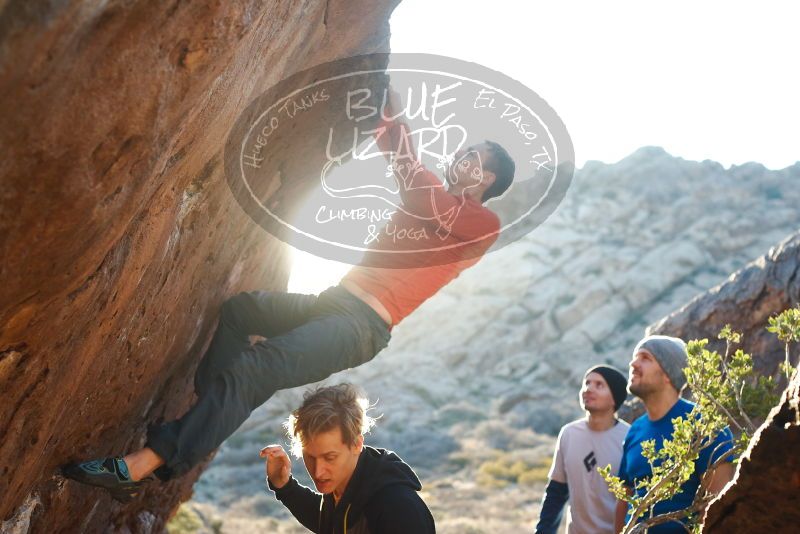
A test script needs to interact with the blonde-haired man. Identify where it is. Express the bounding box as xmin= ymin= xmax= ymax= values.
xmin=261 ymin=383 xmax=436 ymax=533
